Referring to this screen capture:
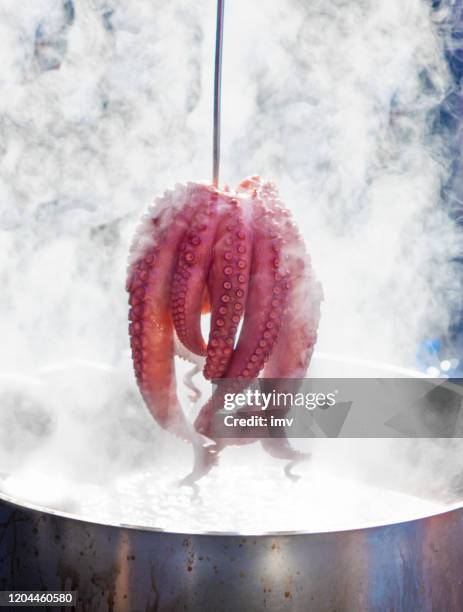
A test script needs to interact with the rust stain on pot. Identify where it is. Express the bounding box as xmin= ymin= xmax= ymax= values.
xmin=114 ymin=533 xmax=131 ymax=611
xmin=57 ymin=559 xmax=80 ymax=592
xmin=283 ymin=573 xmax=295 ymax=602
xmin=149 ymin=564 xmax=161 ymax=612
xmin=89 ymin=562 xmax=121 ymax=612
